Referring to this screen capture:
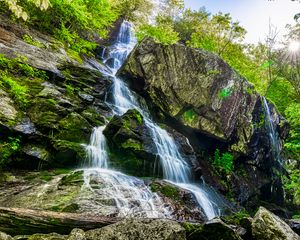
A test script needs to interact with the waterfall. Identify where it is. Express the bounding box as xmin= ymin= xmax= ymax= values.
xmin=101 ymin=21 xmax=220 ymax=220
xmin=85 ymin=126 xmax=108 ymax=168
xmin=83 ymin=89 xmax=170 ymax=218
xmin=263 ymin=98 xmax=283 ymax=167
xmin=83 ymin=168 xmax=171 ymax=218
